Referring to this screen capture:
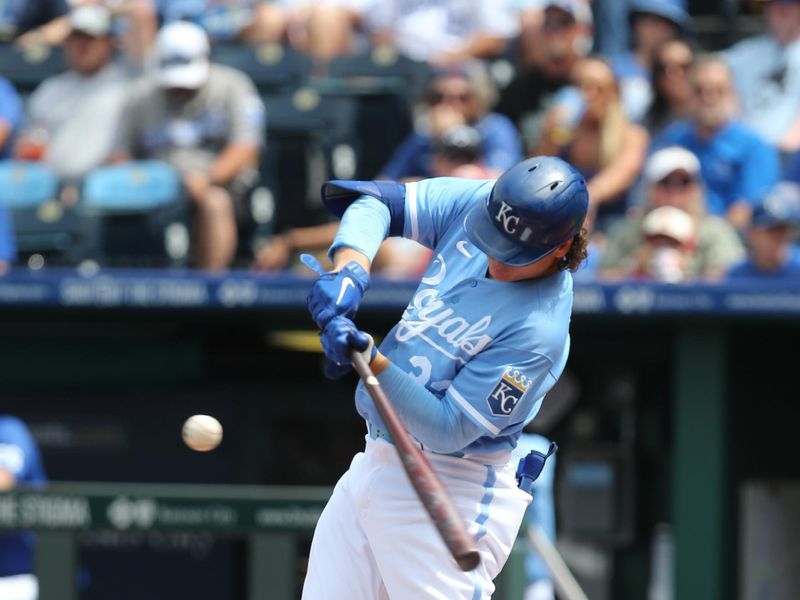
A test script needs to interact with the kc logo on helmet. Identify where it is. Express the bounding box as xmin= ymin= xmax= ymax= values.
xmin=495 ymin=201 xmax=520 ymax=234
xmin=487 ymin=367 xmax=531 ymax=416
